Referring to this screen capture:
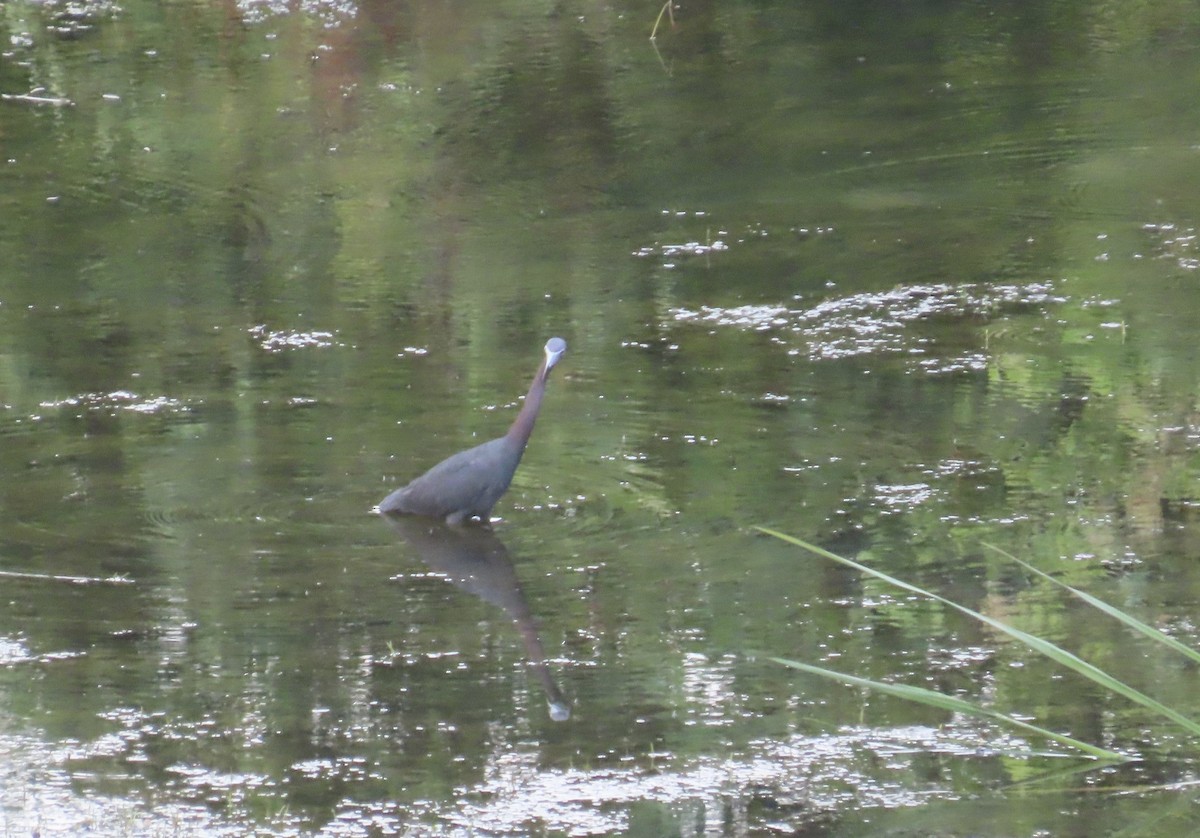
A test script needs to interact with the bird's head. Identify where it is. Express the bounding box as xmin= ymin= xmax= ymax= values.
xmin=543 ymin=337 xmax=567 ymax=373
